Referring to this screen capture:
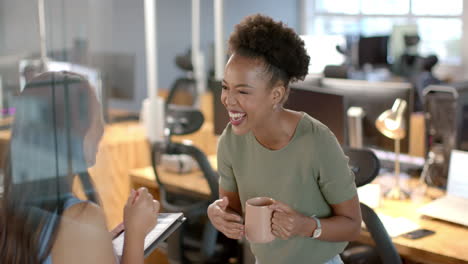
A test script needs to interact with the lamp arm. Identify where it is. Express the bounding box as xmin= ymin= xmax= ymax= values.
xmin=395 ymin=138 xmax=400 ymax=191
